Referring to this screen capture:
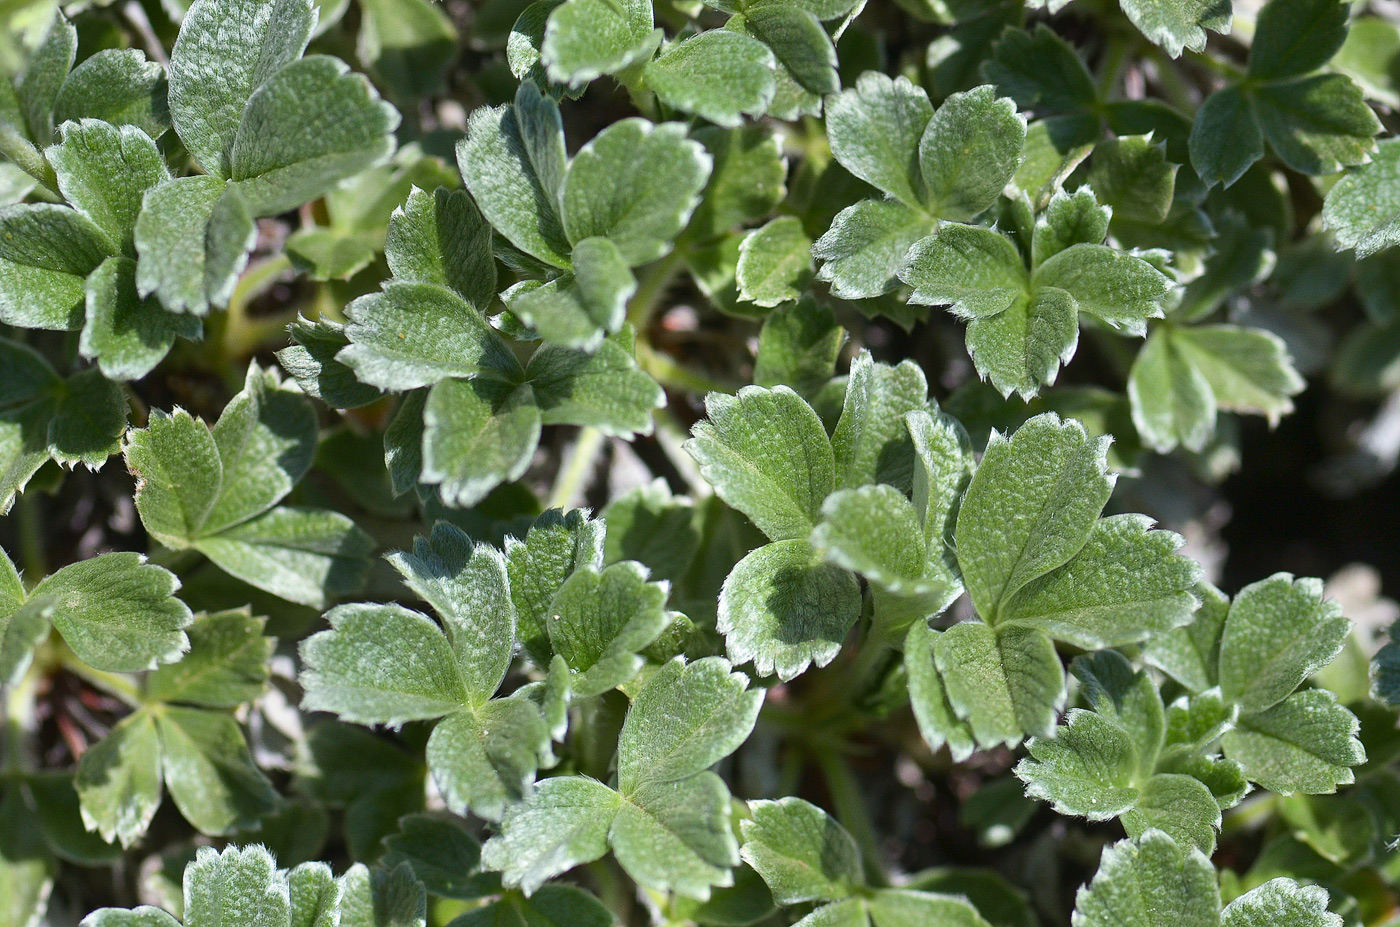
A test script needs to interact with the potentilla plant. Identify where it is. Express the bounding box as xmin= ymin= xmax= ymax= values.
xmin=1 ymin=0 xmax=1400 ymax=925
